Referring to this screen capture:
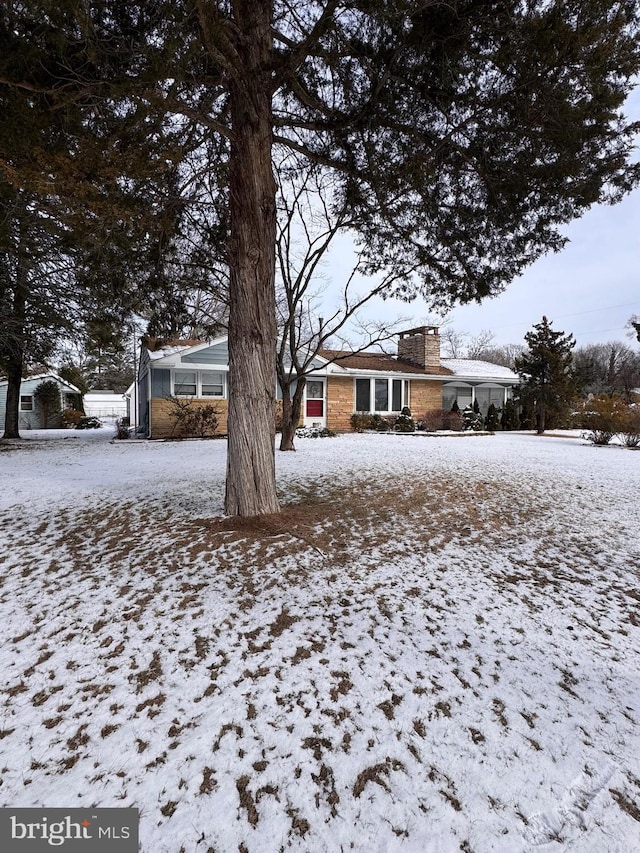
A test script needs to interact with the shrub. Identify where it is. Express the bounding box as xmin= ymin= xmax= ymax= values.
xmin=500 ymin=399 xmax=520 ymax=431
xmin=418 ymin=408 xmax=464 ymax=431
xmin=61 ymin=408 xmax=84 ymax=428
xmin=581 ymin=395 xmax=629 ymax=446
xmin=75 ymin=416 xmax=103 ymax=430
xmin=418 ymin=408 xmax=447 ymax=431
xmin=372 ymin=413 xmax=392 ymax=431
xmin=619 ymin=406 xmax=640 ymax=448
xmin=519 ymin=406 xmax=534 ymax=429
xmin=485 ymin=403 xmax=501 ymax=431
xmin=350 ymin=412 xmax=373 ymax=432
xmin=114 ymin=417 xmax=130 ymax=440
xmin=582 ymin=394 xmax=629 ymax=446
xmin=462 ymin=405 xmax=483 ymax=431
xmin=167 ymin=396 xmax=220 ymax=438
xmin=394 ymin=406 xmax=415 ymax=432
xmin=295 ymin=426 xmax=336 ymax=438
